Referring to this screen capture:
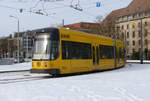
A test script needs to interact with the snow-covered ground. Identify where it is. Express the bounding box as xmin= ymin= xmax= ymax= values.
xmin=0 ymin=62 xmax=31 ymax=72
xmin=127 ymin=60 xmax=150 ymax=63
xmin=0 ymin=63 xmax=150 ymax=101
